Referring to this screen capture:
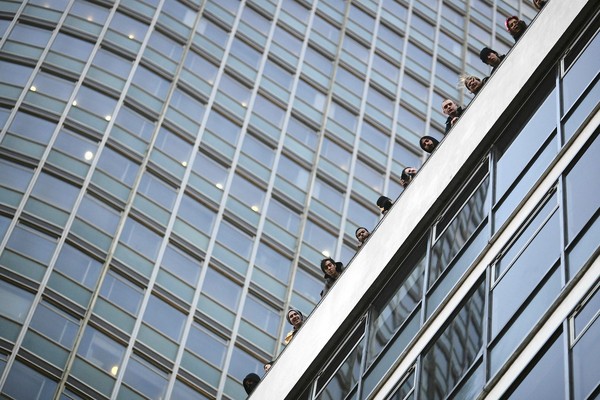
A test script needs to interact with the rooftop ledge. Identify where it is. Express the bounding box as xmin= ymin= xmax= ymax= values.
xmin=251 ymin=0 xmax=595 ymax=398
